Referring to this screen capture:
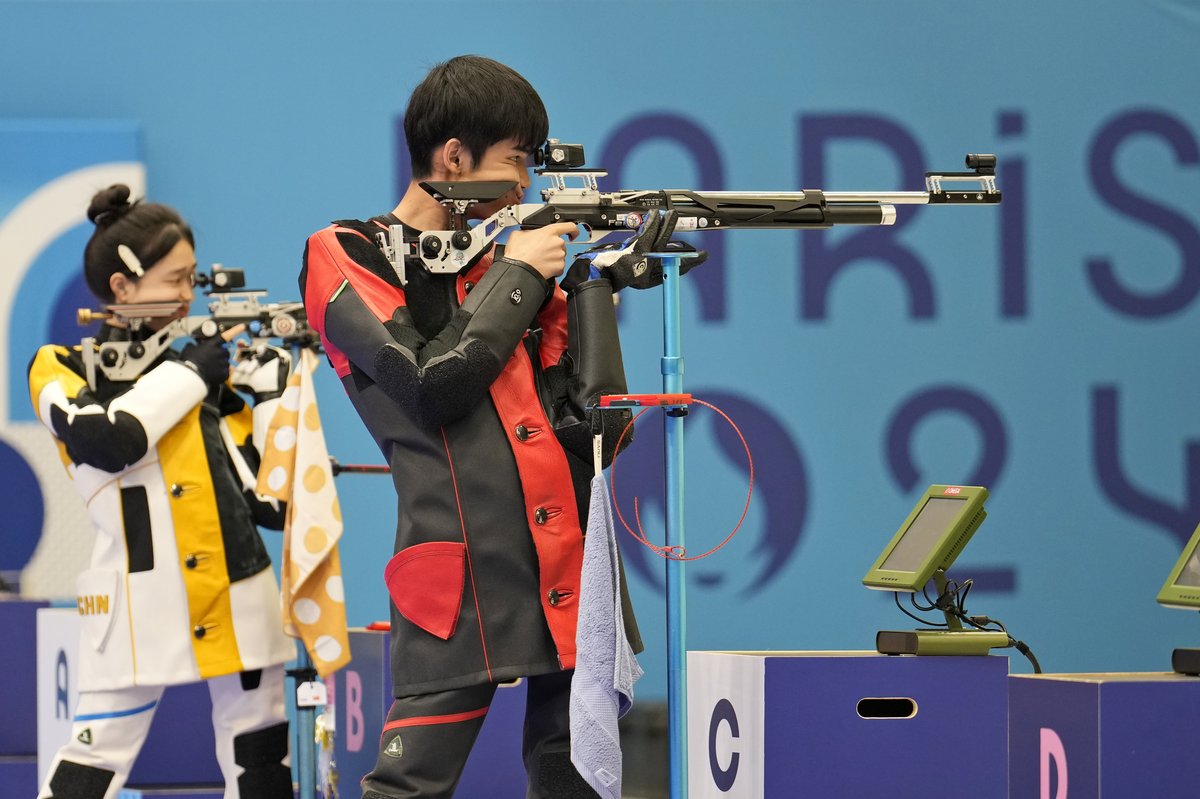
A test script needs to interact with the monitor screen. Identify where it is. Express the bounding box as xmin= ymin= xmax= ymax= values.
xmin=1158 ymin=520 xmax=1200 ymax=608
xmin=879 ymin=497 xmax=967 ymax=572
xmin=863 ymin=485 xmax=989 ymax=592
xmin=1174 ymin=544 xmax=1200 ymax=588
